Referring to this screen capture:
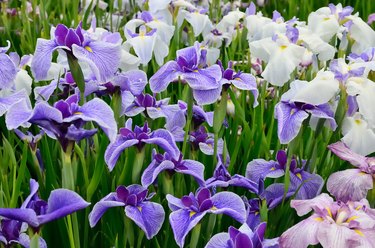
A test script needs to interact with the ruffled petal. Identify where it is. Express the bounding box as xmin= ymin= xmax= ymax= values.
xmin=149 ymin=61 xmax=180 ymax=93
xmin=38 ymin=189 xmax=90 ymax=225
xmin=125 ymin=202 xmax=165 ymax=239
xmin=210 ymin=192 xmax=247 ymax=223
xmin=327 ymin=141 xmax=368 ymax=168
xmin=205 ymin=232 xmax=231 ymax=248
xmin=327 ymin=169 xmax=373 ymax=202
xmin=279 ymin=215 xmax=320 ymax=248
xmin=104 ymin=137 xmax=139 ymax=171
xmin=275 ymin=102 xmax=309 ymax=144
xmin=316 ymin=221 xmax=362 ymax=248
xmin=177 ymin=160 xmax=205 ymax=187
xmin=74 ymin=98 xmax=118 ymax=142
xmin=0 ymin=53 xmax=17 ymax=89
xmin=31 ymin=39 xmax=59 ymax=81
xmin=72 ymin=41 xmax=121 ymax=82
xmin=192 ymin=86 xmax=222 ymax=105
xmin=169 ymin=209 xmax=206 ymax=248
xmin=88 ymin=193 xmax=125 ymax=227
xmin=290 ymin=193 xmax=334 ymax=216
xmin=145 ymin=129 xmax=180 ymax=159
xmin=113 ymin=70 xmax=147 ymax=95
xmin=141 ymin=160 xmax=175 ymax=188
